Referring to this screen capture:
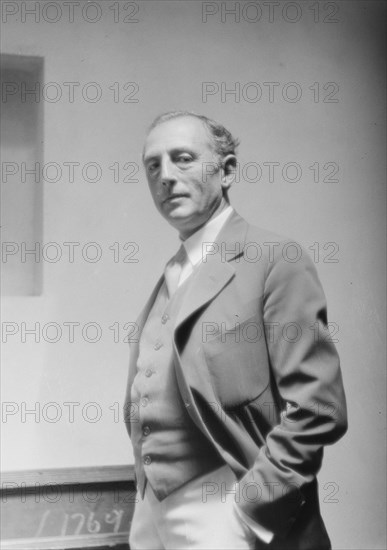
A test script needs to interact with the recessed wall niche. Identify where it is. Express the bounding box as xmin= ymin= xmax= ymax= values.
xmin=1 ymin=54 xmax=44 ymax=295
